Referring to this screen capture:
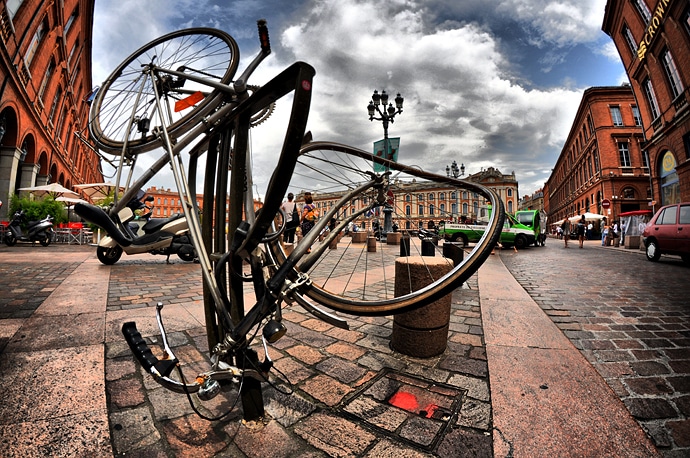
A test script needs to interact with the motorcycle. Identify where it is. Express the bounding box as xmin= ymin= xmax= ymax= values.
xmin=76 ymin=193 xmax=196 ymax=265
xmin=4 ymin=210 xmax=55 ymax=247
